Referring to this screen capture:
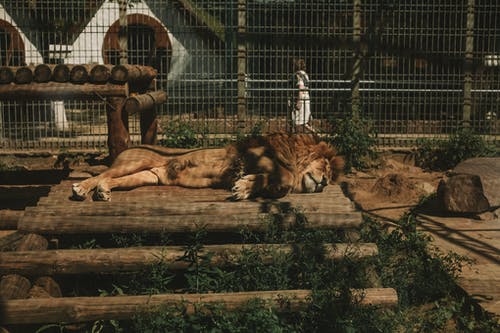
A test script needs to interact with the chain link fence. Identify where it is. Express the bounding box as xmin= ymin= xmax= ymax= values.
xmin=0 ymin=0 xmax=499 ymax=151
